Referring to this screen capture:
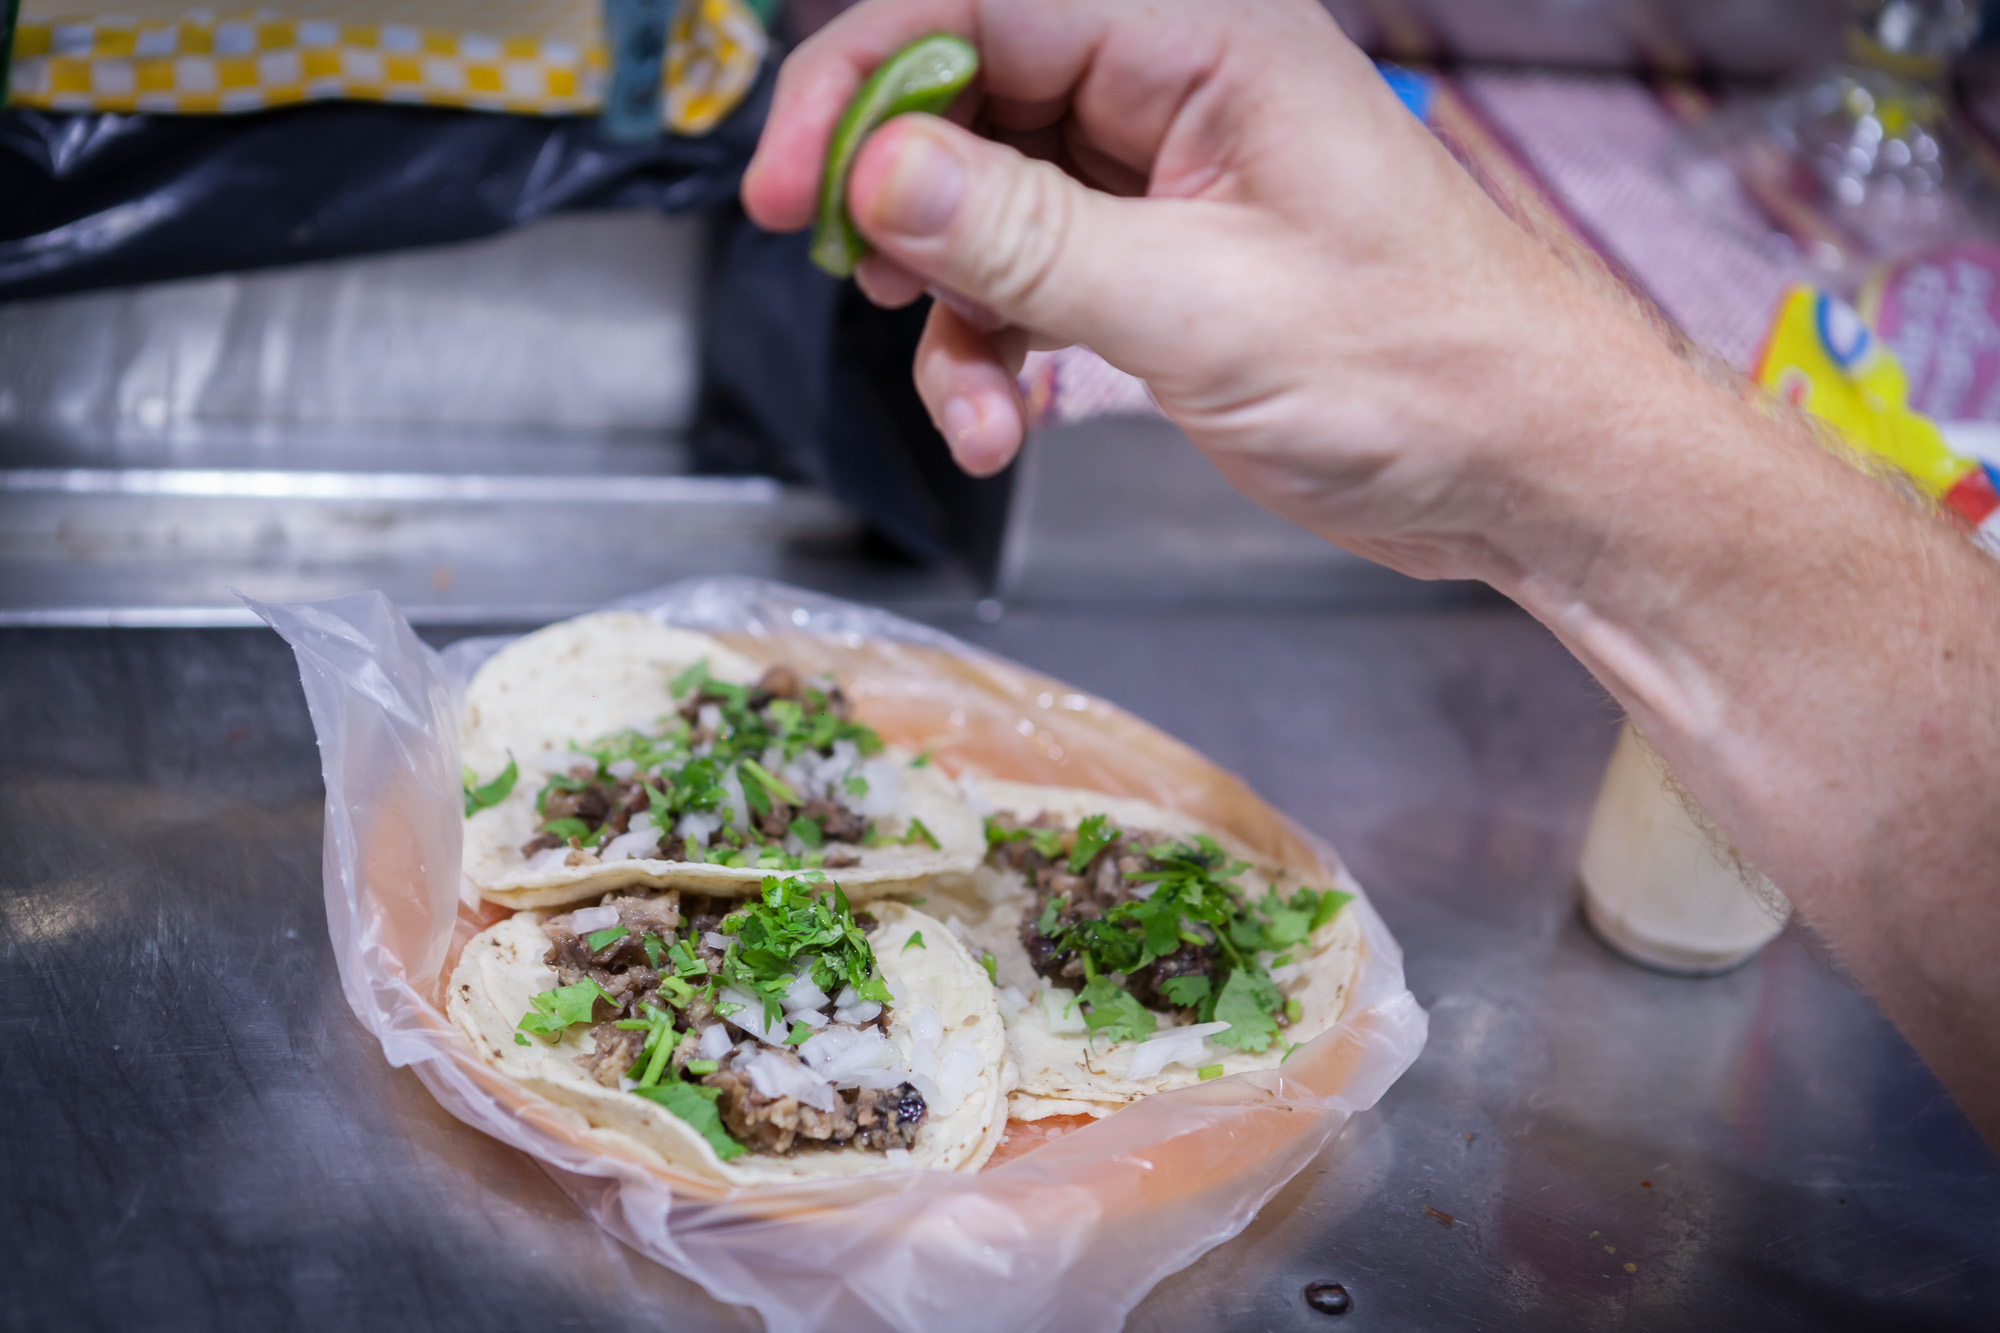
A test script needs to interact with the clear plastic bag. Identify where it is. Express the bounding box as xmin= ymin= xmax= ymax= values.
xmin=254 ymin=577 xmax=1428 ymax=1332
